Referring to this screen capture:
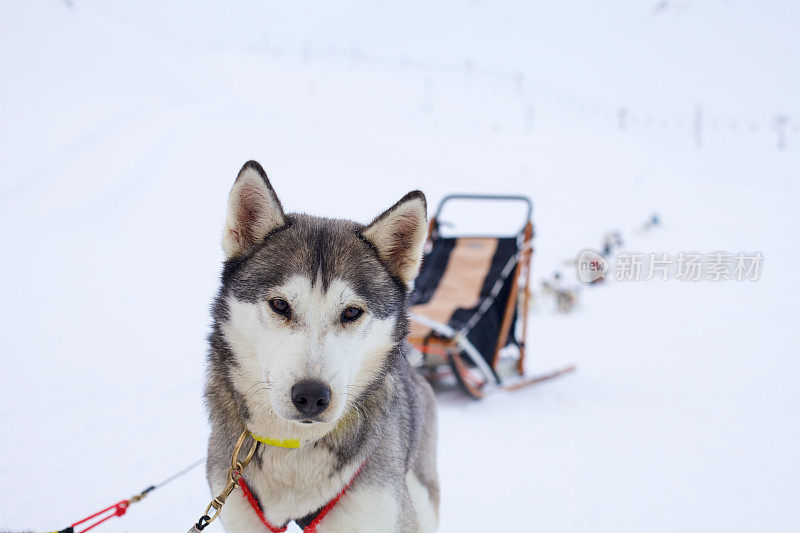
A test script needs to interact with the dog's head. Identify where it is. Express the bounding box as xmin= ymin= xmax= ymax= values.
xmin=213 ymin=161 xmax=427 ymax=437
